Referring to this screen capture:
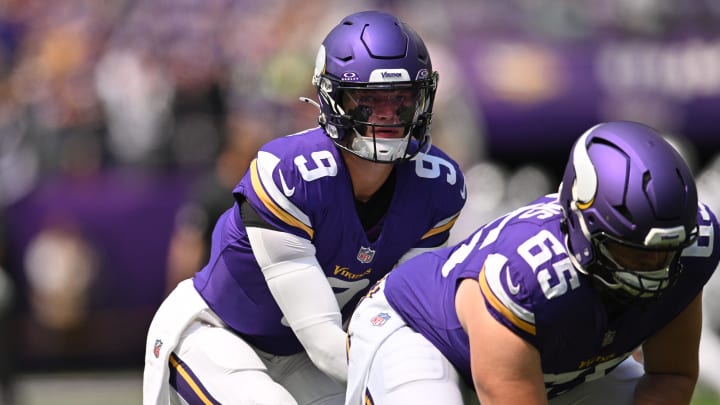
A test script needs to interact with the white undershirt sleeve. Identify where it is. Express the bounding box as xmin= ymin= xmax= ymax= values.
xmin=246 ymin=227 xmax=348 ymax=383
xmin=395 ymin=241 xmax=448 ymax=266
